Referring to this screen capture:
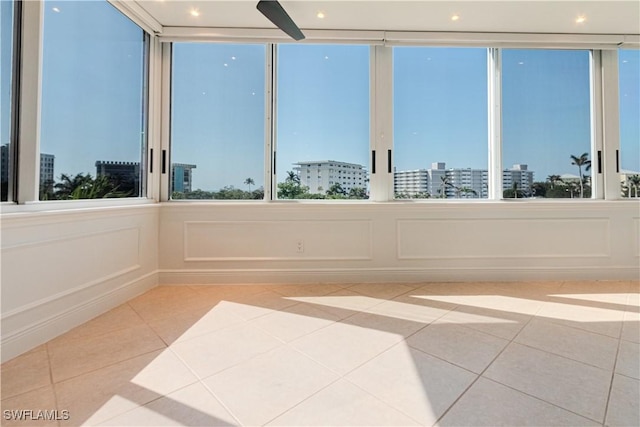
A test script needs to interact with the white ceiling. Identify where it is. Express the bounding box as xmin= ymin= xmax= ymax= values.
xmin=135 ymin=1 xmax=640 ymax=35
